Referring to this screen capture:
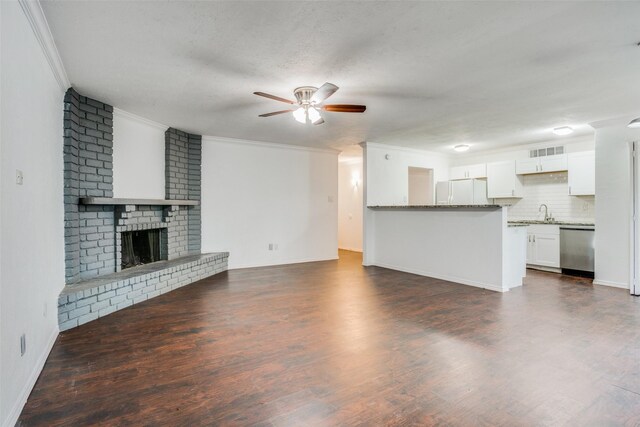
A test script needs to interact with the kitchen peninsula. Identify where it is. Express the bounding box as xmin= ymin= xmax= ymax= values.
xmin=363 ymin=205 xmax=527 ymax=292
